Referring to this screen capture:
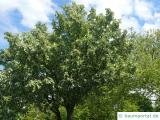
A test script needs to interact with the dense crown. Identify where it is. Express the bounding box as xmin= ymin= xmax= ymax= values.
xmin=0 ymin=3 xmax=134 ymax=120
